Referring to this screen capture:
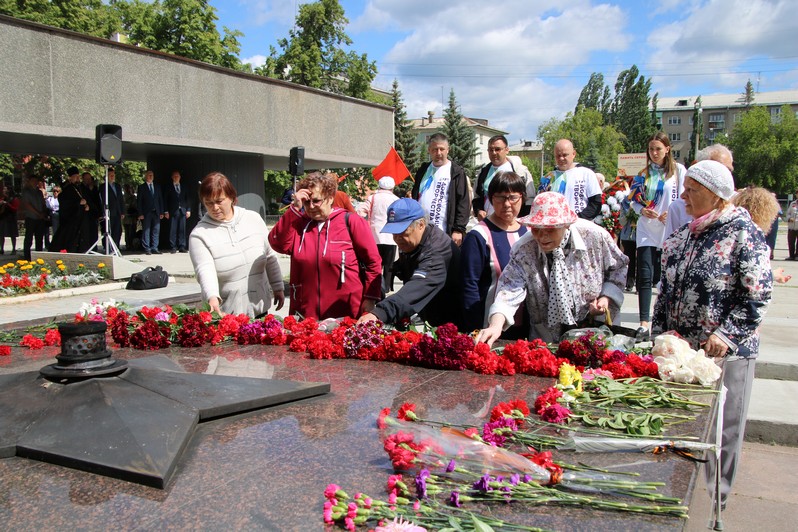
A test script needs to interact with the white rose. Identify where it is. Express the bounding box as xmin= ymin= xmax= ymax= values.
xmin=671 ymin=366 xmax=695 ymax=384
xmin=601 ymin=204 xmax=610 ymax=216
xmin=691 ymin=357 xmax=722 ymax=386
